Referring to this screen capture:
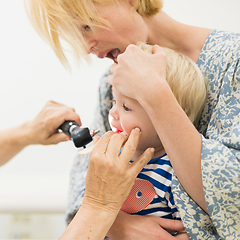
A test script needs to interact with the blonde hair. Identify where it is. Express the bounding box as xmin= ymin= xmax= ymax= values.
xmin=138 ymin=43 xmax=207 ymax=127
xmin=24 ymin=0 xmax=163 ymax=66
